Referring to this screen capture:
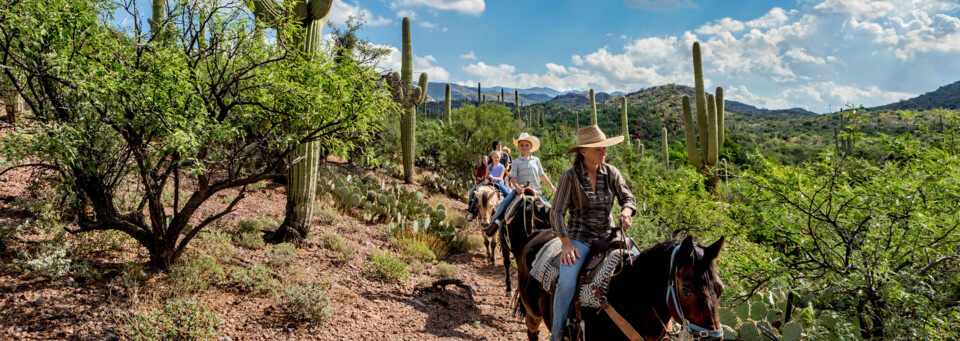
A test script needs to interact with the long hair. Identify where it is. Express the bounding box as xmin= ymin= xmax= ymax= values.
xmin=573 ymin=149 xmax=585 ymax=166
